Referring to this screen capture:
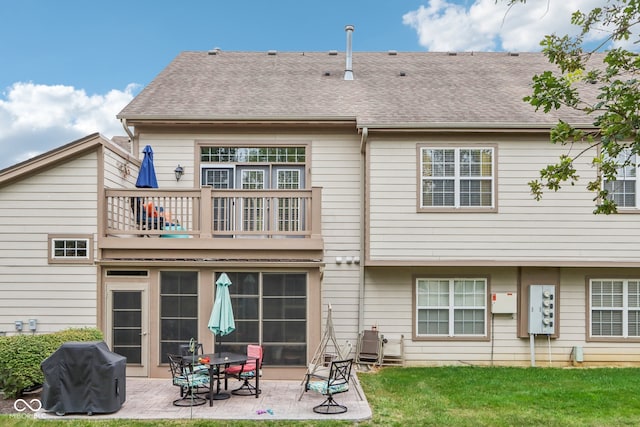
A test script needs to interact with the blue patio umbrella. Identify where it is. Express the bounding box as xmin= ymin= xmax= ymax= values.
xmin=208 ymin=273 xmax=236 ymax=355
xmin=135 ymin=145 xmax=158 ymax=188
